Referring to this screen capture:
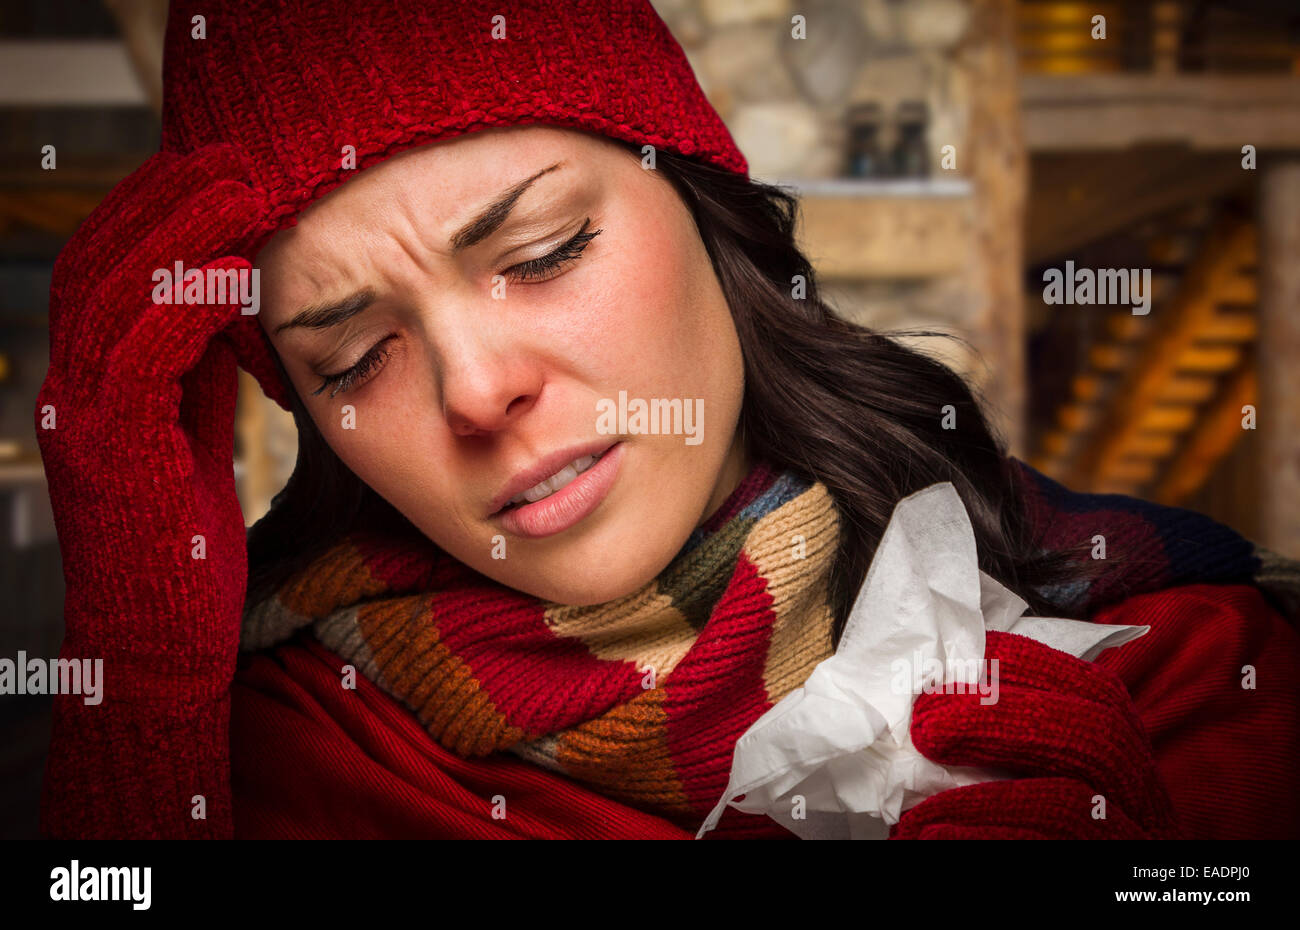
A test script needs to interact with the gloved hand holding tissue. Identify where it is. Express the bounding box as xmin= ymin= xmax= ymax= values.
xmin=696 ymin=481 xmax=1151 ymax=840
